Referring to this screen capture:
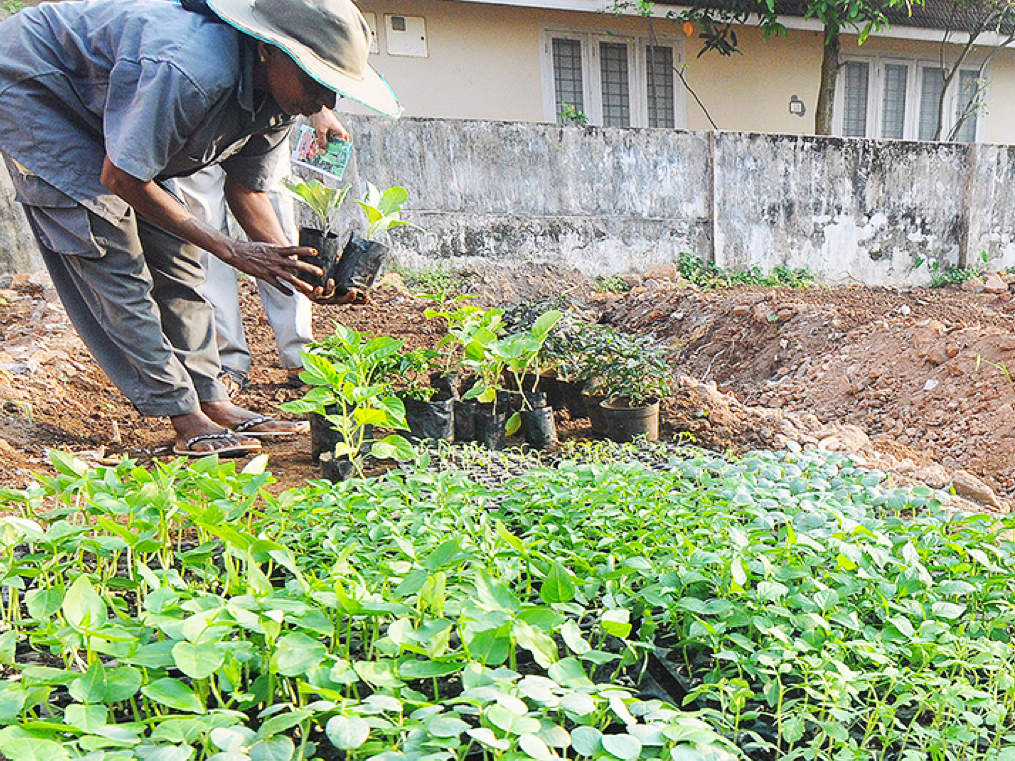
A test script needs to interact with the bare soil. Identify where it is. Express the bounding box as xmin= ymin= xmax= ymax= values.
xmin=1 ymin=263 xmax=1013 ymax=511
